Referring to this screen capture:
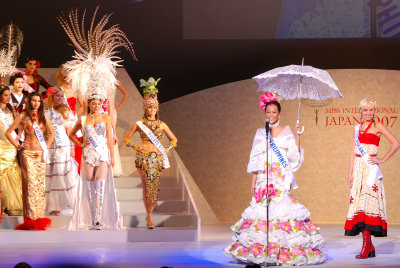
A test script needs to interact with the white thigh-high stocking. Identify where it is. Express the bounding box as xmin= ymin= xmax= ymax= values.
xmin=93 ymin=179 xmax=105 ymax=230
xmin=87 ymin=180 xmax=96 ymax=226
